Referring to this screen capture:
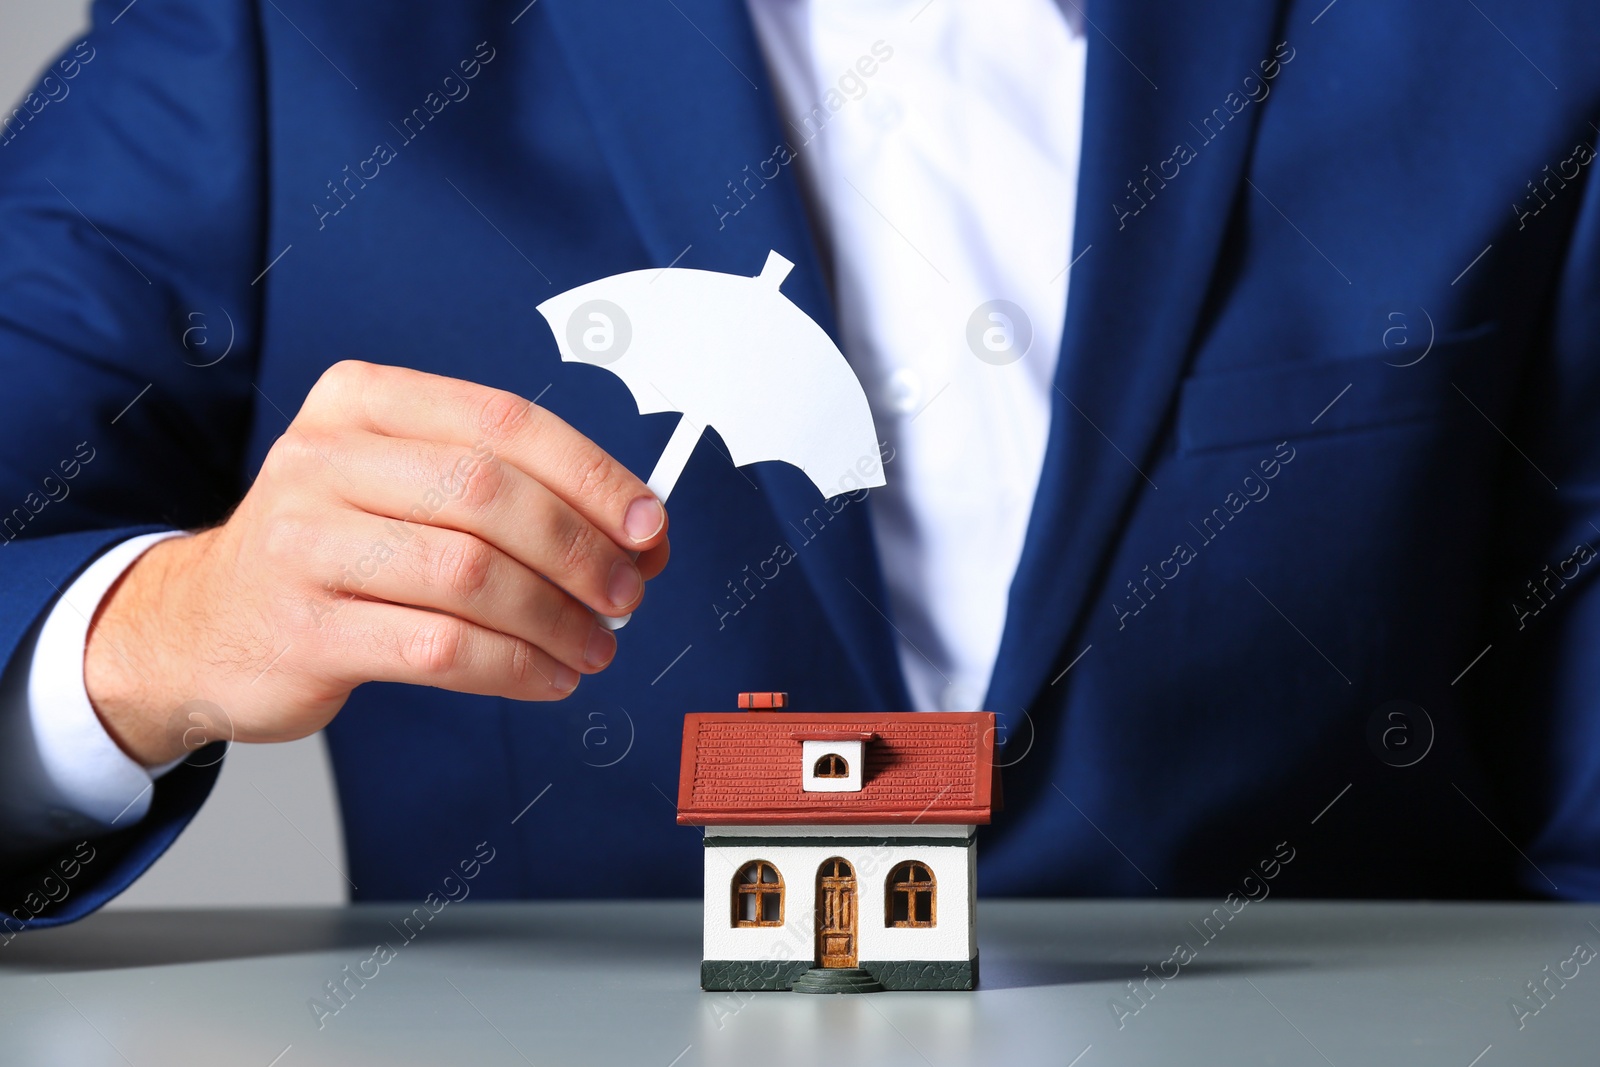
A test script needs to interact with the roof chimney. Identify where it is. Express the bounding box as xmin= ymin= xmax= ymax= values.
xmin=738 ymin=691 xmax=789 ymax=711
